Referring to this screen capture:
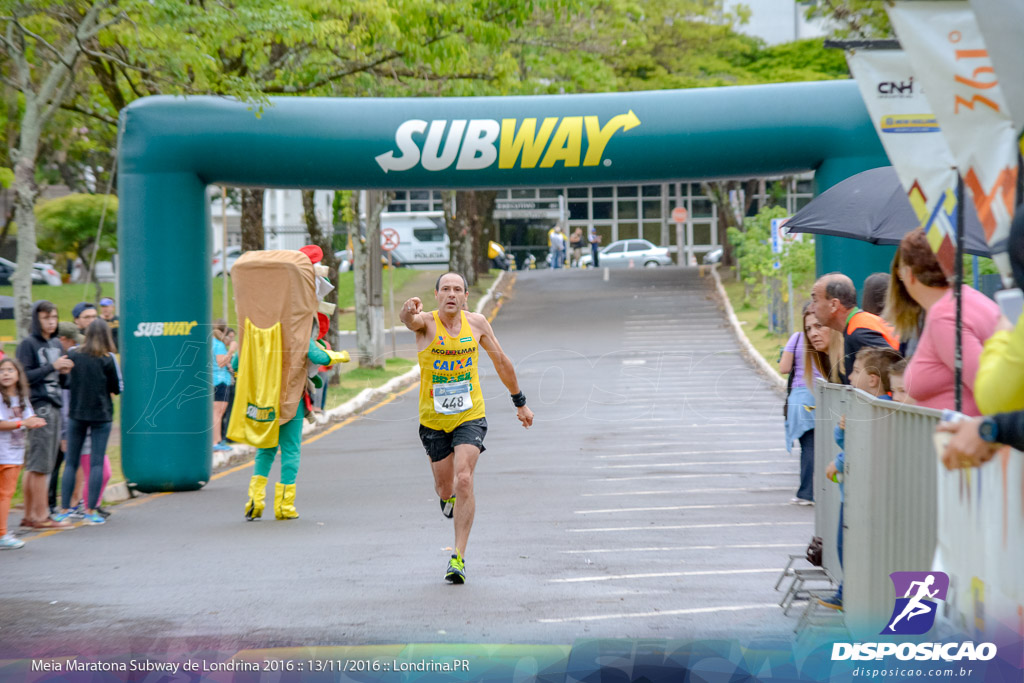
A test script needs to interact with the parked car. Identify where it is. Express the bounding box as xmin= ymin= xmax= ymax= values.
xmin=71 ymin=260 xmax=116 ymax=283
xmin=212 ymin=246 xmax=241 ymax=277
xmin=381 ymin=212 xmax=449 ymax=269
xmin=578 ymin=239 xmax=674 ymax=268
xmin=333 ymin=248 xmax=407 ymax=270
xmin=0 ymin=261 xmax=13 ymax=286
xmin=333 ymin=250 xmax=352 ymax=273
xmin=0 ymin=257 xmax=63 ymax=286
